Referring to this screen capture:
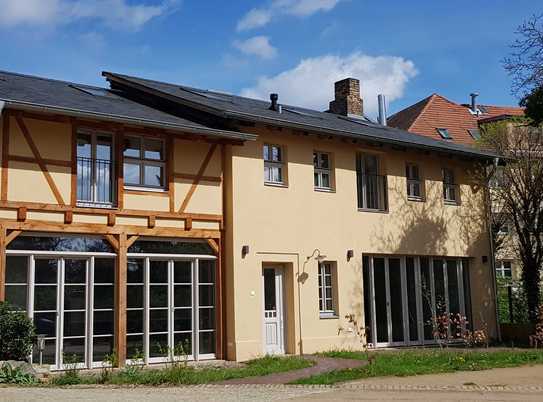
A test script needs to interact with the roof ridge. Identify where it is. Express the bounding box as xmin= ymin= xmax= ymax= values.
xmin=407 ymin=93 xmax=440 ymax=130
xmin=0 ymin=69 xmax=108 ymax=91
